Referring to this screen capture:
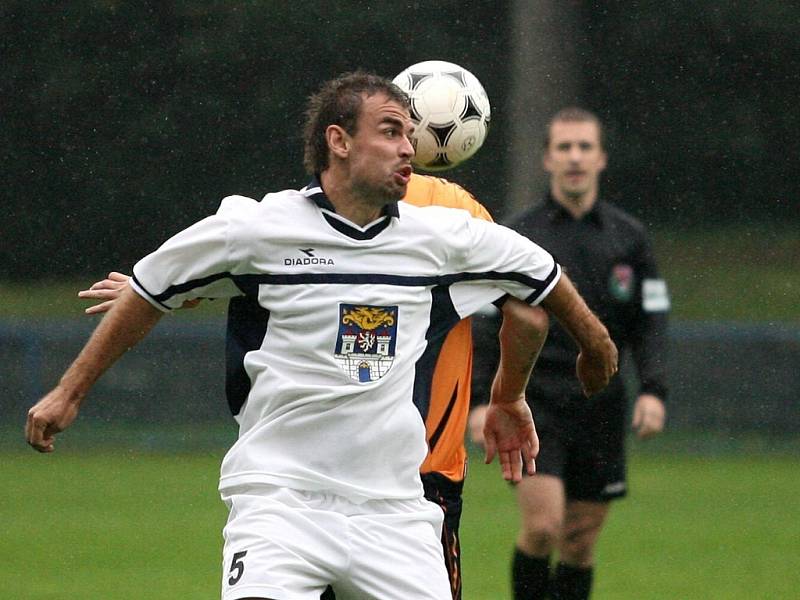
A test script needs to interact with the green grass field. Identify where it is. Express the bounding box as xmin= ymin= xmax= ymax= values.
xmin=461 ymin=449 xmax=800 ymax=599
xmin=2 ymin=442 xmax=798 ymax=599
